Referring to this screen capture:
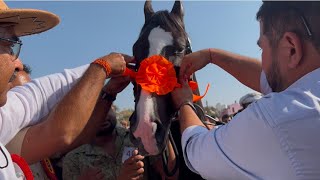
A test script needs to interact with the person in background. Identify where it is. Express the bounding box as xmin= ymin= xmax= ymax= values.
xmin=6 ymin=61 xmax=50 ymax=180
xmin=63 ymin=108 xmax=144 ymax=180
xmin=221 ymin=114 xmax=232 ymax=124
xmin=239 ymin=92 xmax=263 ymax=110
xmin=120 ymin=120 xmax=129 ymax=130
